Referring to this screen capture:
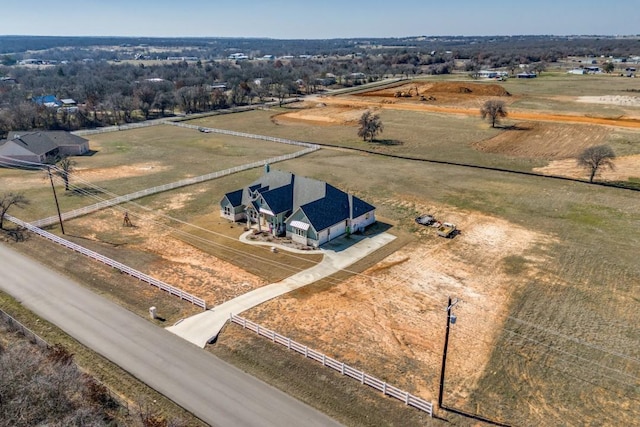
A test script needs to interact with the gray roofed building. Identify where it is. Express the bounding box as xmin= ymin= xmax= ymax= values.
xmin=0 ymin=131 xmax=90 ymax=166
